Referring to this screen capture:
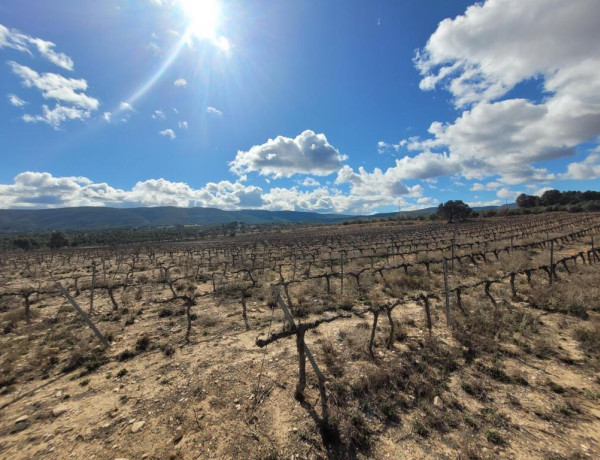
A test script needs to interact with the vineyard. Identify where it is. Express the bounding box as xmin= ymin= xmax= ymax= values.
xmin=1 ymin=212 xmax=600 ymax=459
